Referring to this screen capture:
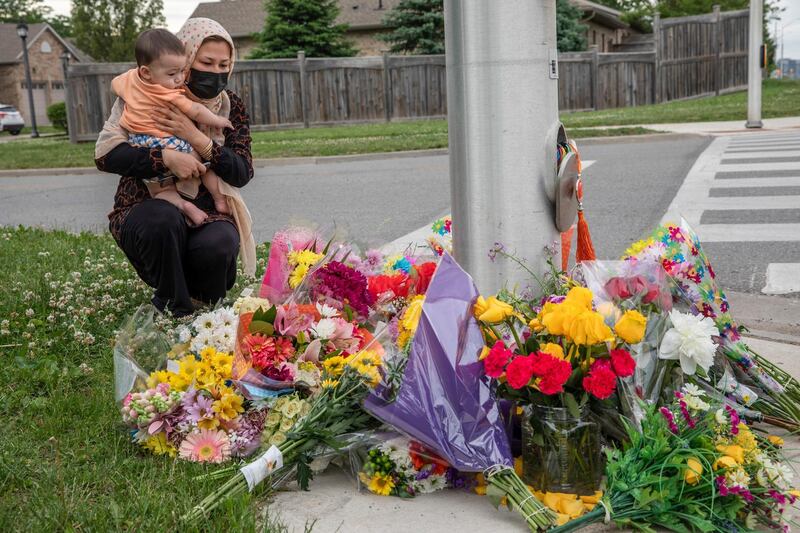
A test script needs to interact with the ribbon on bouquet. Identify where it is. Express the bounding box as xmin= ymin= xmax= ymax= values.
xmin=240 ymin=445 xmax=284 ymax=492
